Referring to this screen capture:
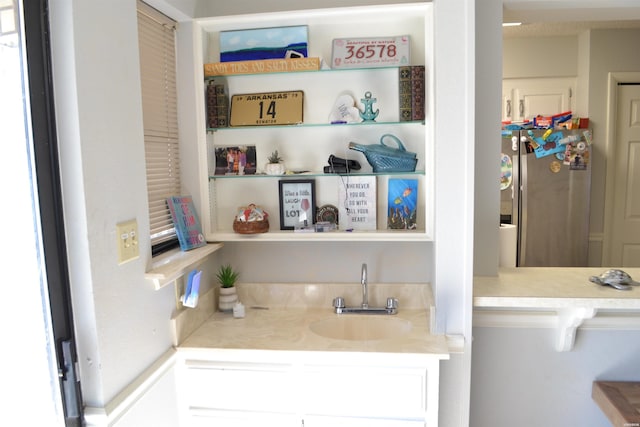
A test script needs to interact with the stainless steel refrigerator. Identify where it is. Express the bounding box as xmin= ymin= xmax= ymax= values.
xmin=501 ymin=128 xmax=591 ymax=266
